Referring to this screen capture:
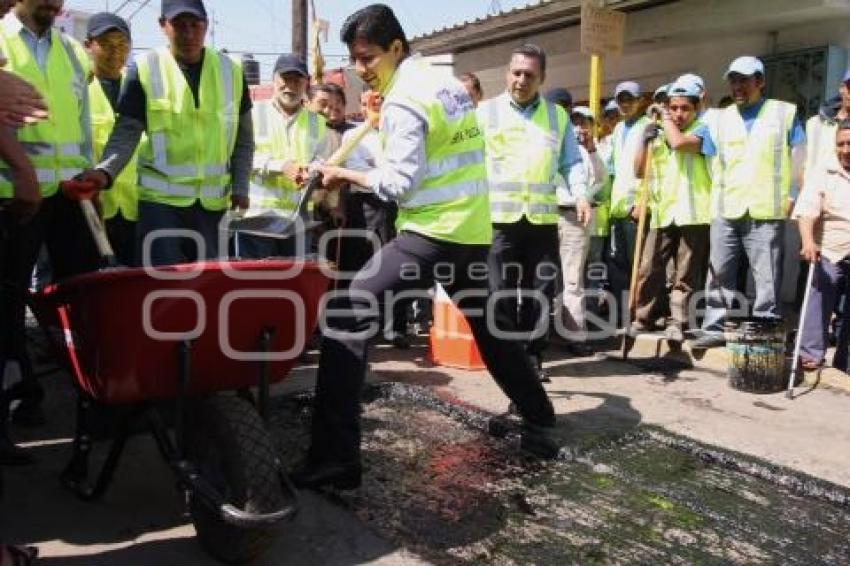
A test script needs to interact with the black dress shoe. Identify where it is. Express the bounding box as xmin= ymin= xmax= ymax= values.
xmin=290 ymin=459 xmax=362 ymax=490
xmin=389 ymin=333 xmax=411 ymax=350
